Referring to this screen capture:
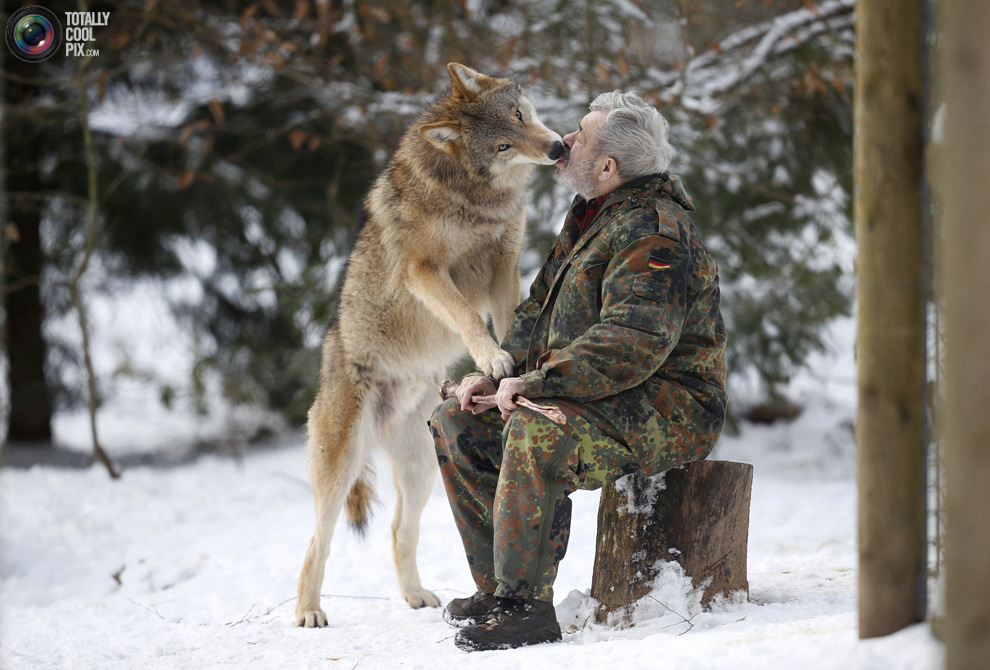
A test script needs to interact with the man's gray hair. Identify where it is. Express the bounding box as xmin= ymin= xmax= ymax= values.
xmin=589 ymin=91 xmax=675 ymax=180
